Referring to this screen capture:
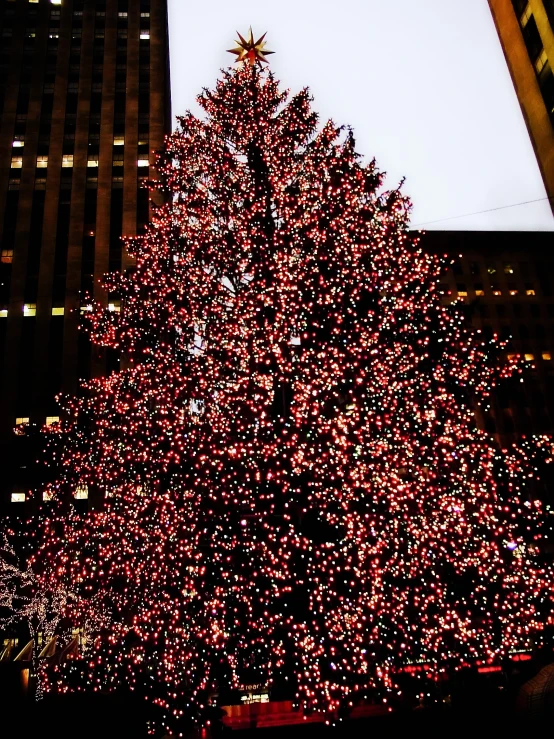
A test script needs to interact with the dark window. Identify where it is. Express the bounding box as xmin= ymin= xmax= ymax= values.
xmin=27 ymin=192 xmax=46 ymax=276
xmin=522 ymin=16 xmax=543 ymax=62
xmin=544 ymin=0 xmax=554 ymax=28
xmin=53 ymin=202 xmax=70 ymax=283
xmin=538 ymin=63 xmax=554 ymax=122
xmin=511 ymin=0 xmax=527 ymax=15
xmin=66 ymin=94 xmax=78 ymax=115
xmin=539 ymin=273 xmax=552 ymax=296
